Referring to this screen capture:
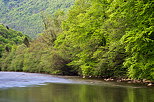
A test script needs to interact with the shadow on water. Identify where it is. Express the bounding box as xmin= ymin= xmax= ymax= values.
xmin=0 ymin=72 xmax=154 ymax=102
